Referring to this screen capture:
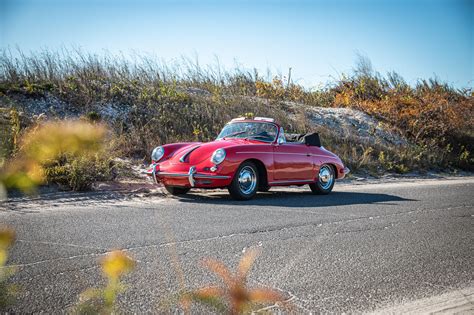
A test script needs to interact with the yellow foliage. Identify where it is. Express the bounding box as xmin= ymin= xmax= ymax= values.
xmin=0 ymin=227 xmax=17 ymax=308
xmin=335 ymin=79 xmax=474 ymax=152
xmin=0 ymin=227 xmax=15 ymax=251
xmin=77 ymin=250 xmax=136 ymax=314
xmin=243 ymin=112 xmax=254 ymax=119
xmin=101 ymin=250 xmax=135 ymax=281
xmin=0 ymin=228 xmax=15 ymax=266
xmin=255 ymin=76 xmax=304 ymax=101
xmin=20 ymin=121 xmax=106 ymax=163
xmin=0 ymin=120 xmax=108 ymax=196
xmin=334 ymin=90 xmax=353 ymax=106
